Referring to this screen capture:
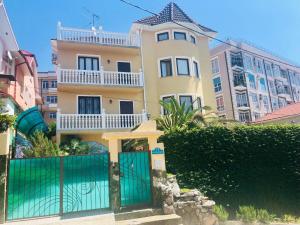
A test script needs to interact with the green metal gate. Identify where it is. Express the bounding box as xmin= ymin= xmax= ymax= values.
xmin=6 ymin=153 xmax=110 ymax=221
xmin=119 ymin=151 xmax=152 ymax=208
